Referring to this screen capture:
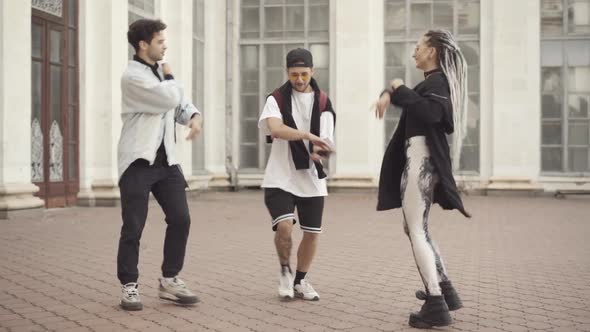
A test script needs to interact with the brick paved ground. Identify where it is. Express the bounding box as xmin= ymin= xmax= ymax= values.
xmin=1 ymin=191 xmax=589 ymax=332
